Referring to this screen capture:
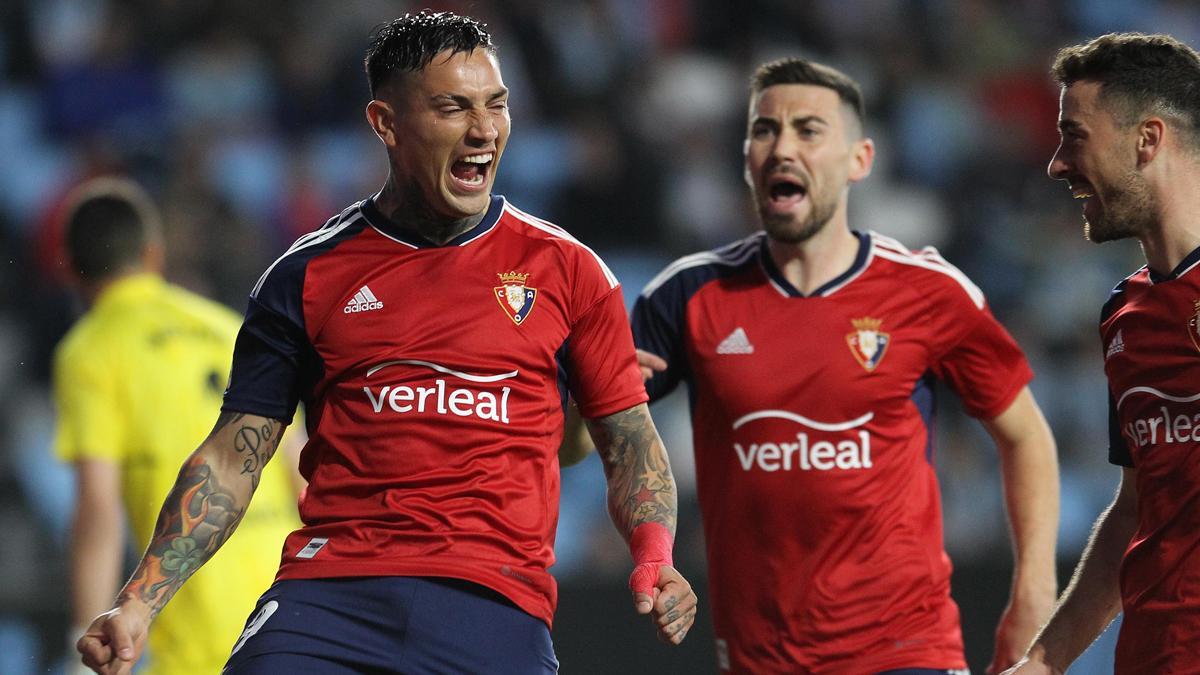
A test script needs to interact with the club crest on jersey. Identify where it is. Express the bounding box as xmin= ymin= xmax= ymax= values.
xmin=1189 ymin=300 xmax=1200 ymax=354
xmin=494 ymin=271 xmax=538 ymax=325
xmin=846 ymin=317 xmax=890 ymax=372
